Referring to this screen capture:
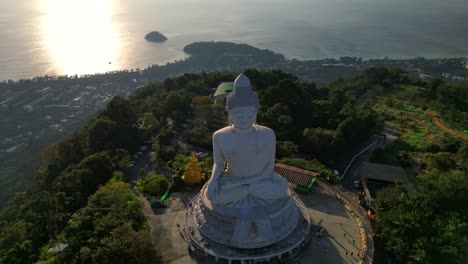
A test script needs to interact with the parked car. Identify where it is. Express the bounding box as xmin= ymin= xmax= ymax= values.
xmin=333 ymin=170 xmax=340 ymax=178
xmin=354 ymin=180 xmax=361 ymax=188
